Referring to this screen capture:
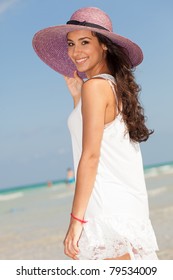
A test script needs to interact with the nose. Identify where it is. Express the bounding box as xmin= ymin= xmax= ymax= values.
xmin=72 ymin=44 xmax=82 ymax=57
